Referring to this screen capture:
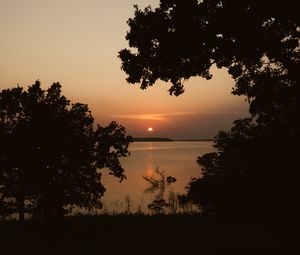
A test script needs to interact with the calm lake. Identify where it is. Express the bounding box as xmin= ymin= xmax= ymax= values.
xmin=100 ymin=141 xmax=215 ymax=213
